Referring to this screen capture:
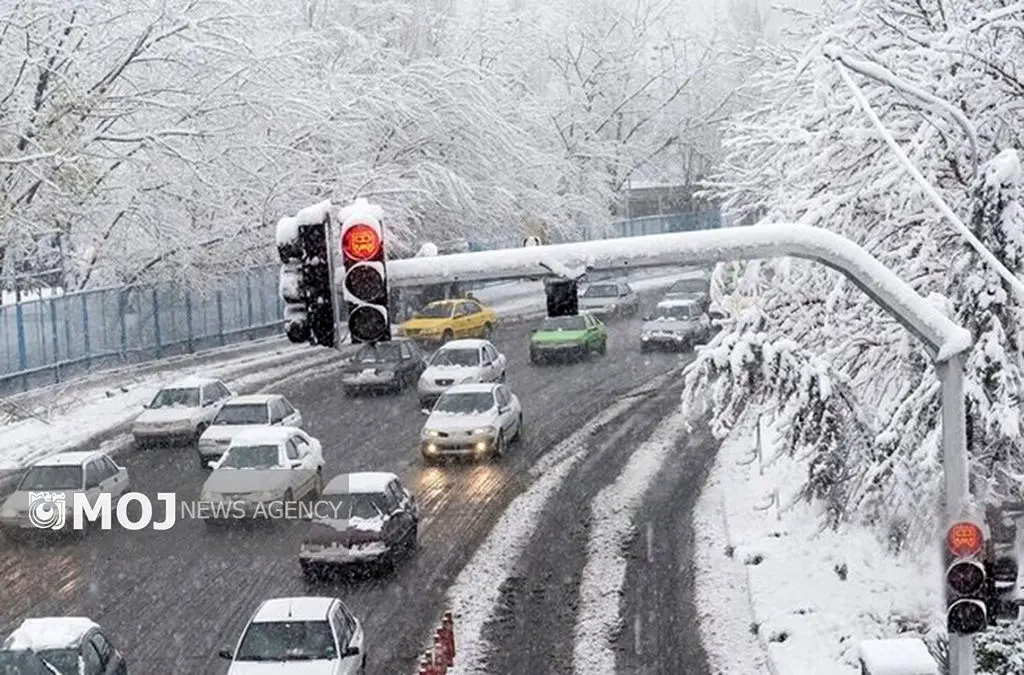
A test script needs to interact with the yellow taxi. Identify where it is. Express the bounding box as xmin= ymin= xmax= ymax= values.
xmin=398 ymin=298 xmax=497 ymax=343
